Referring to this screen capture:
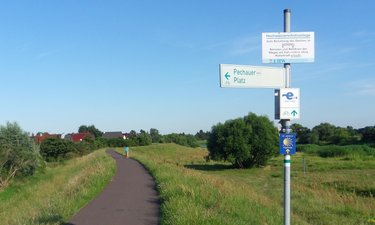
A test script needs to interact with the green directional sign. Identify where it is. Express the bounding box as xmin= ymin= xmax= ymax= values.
xmin=219 ymin=64 xmax=285 ymax=88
